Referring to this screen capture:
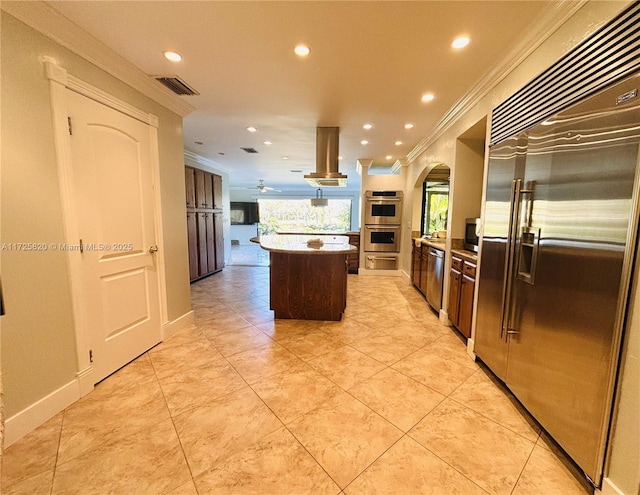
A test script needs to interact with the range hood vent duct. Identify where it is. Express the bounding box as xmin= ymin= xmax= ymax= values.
xmin=304 ymin=127 xmax=348 ymax=187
